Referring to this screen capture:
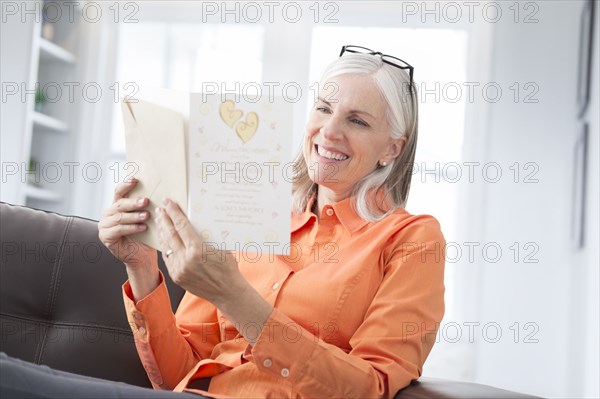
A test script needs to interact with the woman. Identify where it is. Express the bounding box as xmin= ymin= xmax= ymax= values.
xmin=1 ymin=45 xmax=445 ymax=399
